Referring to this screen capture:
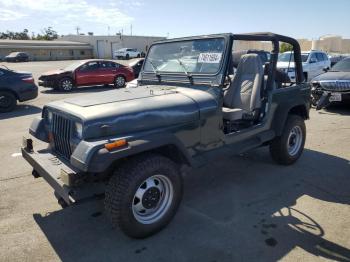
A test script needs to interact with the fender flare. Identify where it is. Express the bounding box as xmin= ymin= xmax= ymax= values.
xmin=70 ymin=132 xmax=193 ymax=173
